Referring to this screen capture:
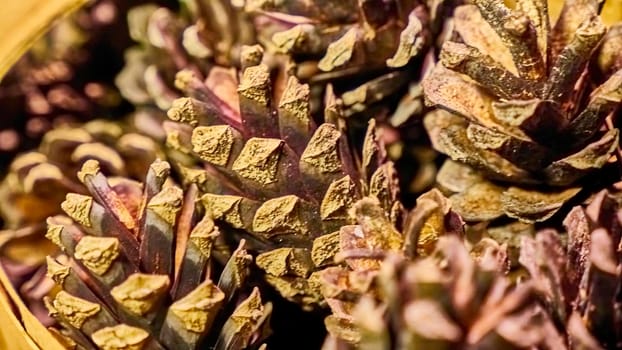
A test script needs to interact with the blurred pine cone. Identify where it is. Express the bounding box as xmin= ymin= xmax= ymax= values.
xmin=520 ymin=187 xmax=622 ymax=349
xmin=423 ymin=0 xmax=622 ymax=222
xmin=114 ymin=0 xmax=437 ymax=118
xmin=45 ymin=159 xmax=271 ymax=349
xmin=244 ymin=0 xmax=444 ymax=118
xmin=317 ymin=191 xmax=476 ymax=343
xmin=0 ymin=0 xmax=143 ymax=170
xmin=322 ymin=234 xmax=565 ymax=349
xmin=1 ymin=116 xmax=165 ymax=226
xmin=0 ymin=116 xmax=165 ymax=322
